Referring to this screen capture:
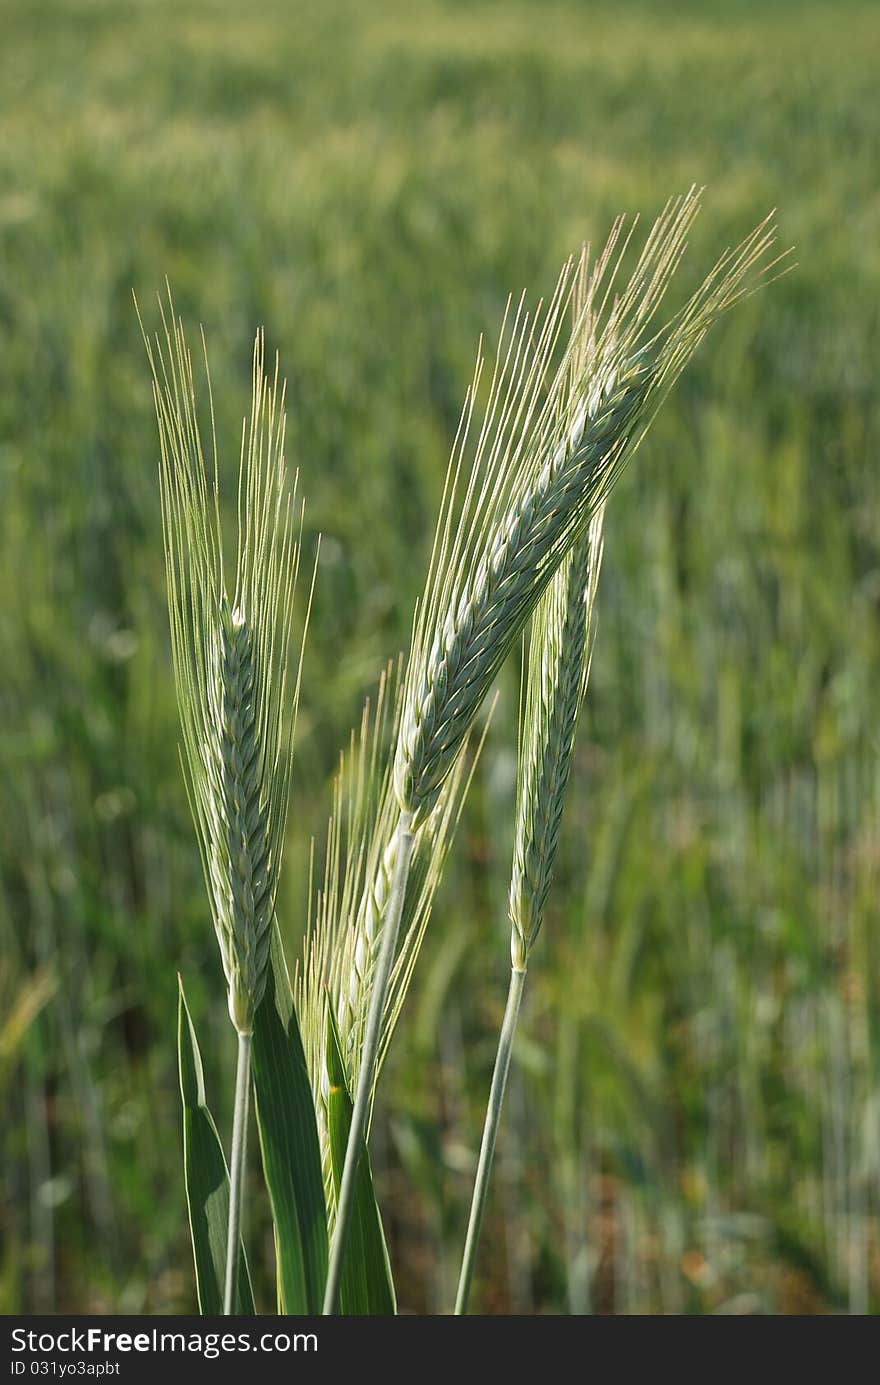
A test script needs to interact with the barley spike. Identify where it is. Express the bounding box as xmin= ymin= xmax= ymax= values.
xmin=395 ymin=189 xmax=781 ymax=828
xmin=142 ymin=291 xmax=312 ymax=1037
xmin=510 ymin=506 xmax=605 ymax=969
